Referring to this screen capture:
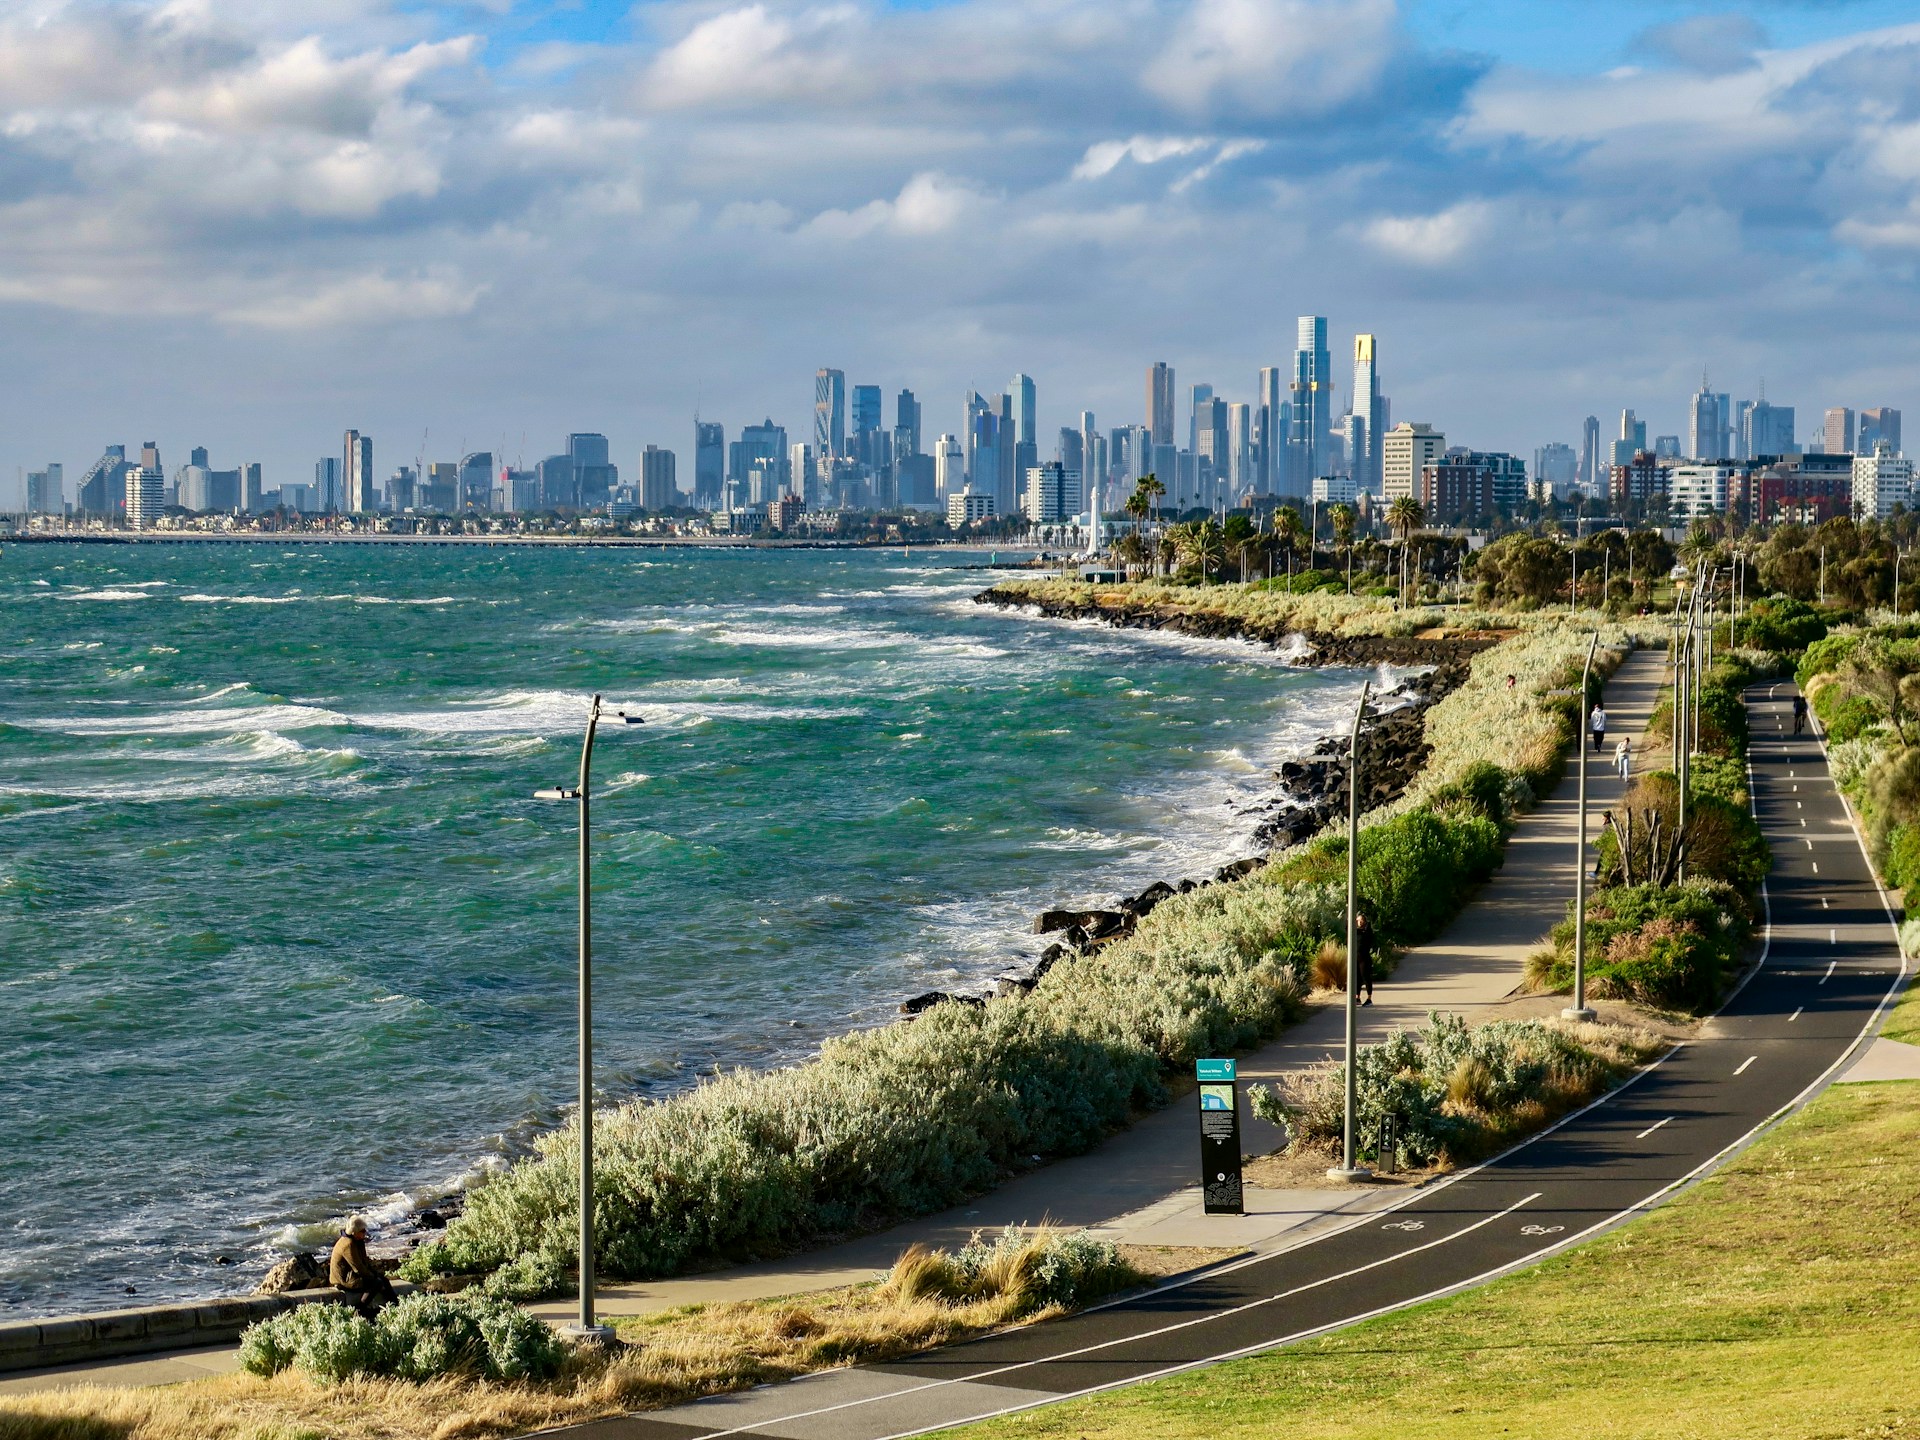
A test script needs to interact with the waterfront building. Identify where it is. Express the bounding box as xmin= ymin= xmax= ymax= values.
xmin=1351 ymin=334 xmax=1384 ymax=491
xmin=641 ymin=446 xmax=677 ymax=512
xmin=1823 ymin=407 xmax=1856 ymax=456
xmin=1861 ymin=408 xmax=1902 ymax=455
xmin=77 ymin=447 xmax=130 ymax=516
xmin=1382 ymin=422 xmax=1444 ymax=502
xmin=124 ymin=465 xmax=163 ymax=527
xmin=768 ymin=492 xmax=804 ymax=532
xmin=815 ymin=369 xmax=846 ymax=459
xmin=344 ymin=431 xmax=374 ymax=514
xmin=1853 ymin=440 xmax=1913 ymax=519
xmin=26 ymin=463 xmax=62 ymax=514
xmin=1023 ymin=462 xmax=1080 ymax=524
xmin=948 ymin=487 xmax=994 ymax=526
xmin=1668 ymin=463 xmax=1734 ymax=517
xmin=1289 ymin=316 xmax=1332 ymax=490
